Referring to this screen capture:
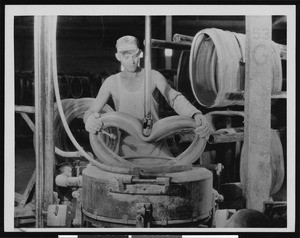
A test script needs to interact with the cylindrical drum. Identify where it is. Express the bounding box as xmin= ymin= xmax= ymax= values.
xmin=82 ymin=163 xmax=213 ymax=227
xmin=240 ymin=129 xmax=285 ymax=196
xmin=189 ymin=28 xmax=283 ymax=108
xmin=69 ymin=76 xmax=91 ymax=98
